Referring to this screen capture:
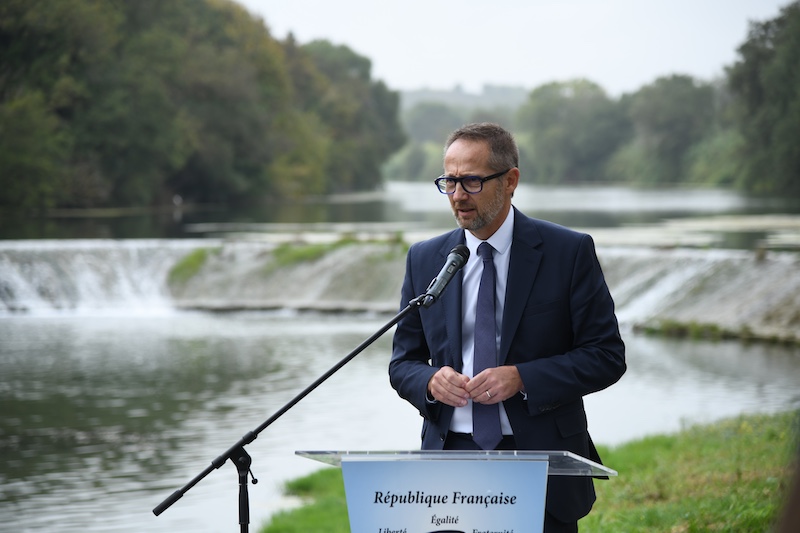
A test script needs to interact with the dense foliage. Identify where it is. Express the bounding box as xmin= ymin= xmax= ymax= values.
xmin=0 ymin=0 xmax=405 ymax=209
xmin=3 ymin=1 xmax=798 ymax=209
xmin=390 ymin=1 xmax=800 ymax=198
xmin=516 ymin=79 xmax=631 ymax=184
xmin=727 ymin=0 xmax=800 ymax=196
